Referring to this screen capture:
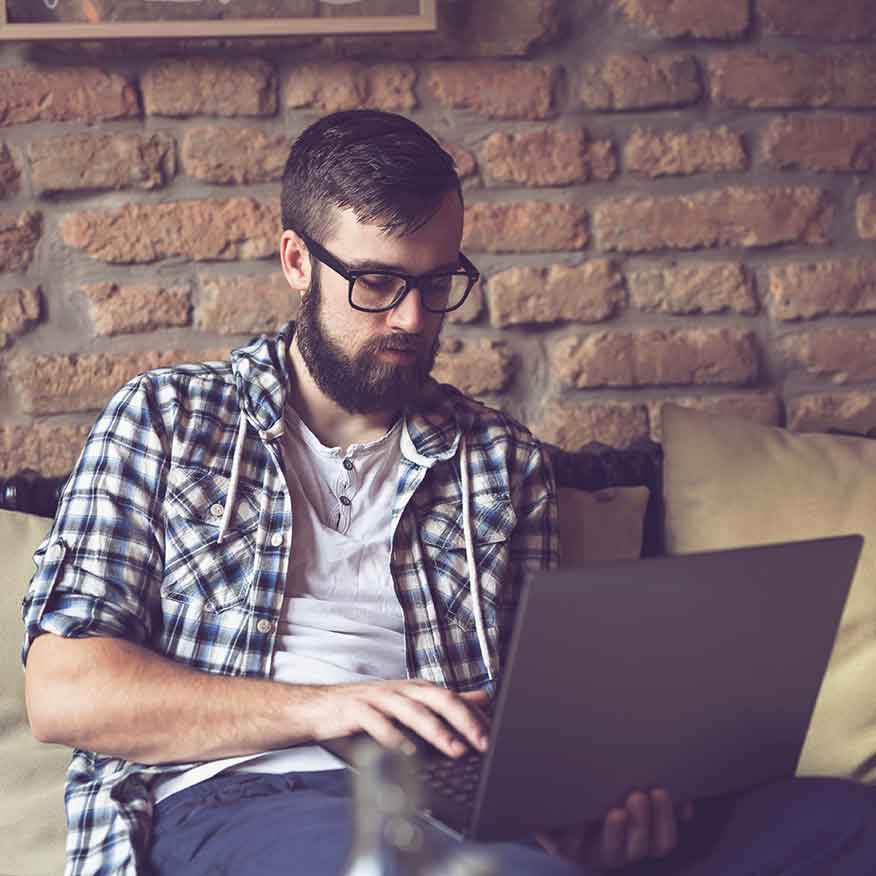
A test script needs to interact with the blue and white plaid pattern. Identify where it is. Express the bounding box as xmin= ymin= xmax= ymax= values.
xmin=21 ymin=323 xmax=558 ymax=876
